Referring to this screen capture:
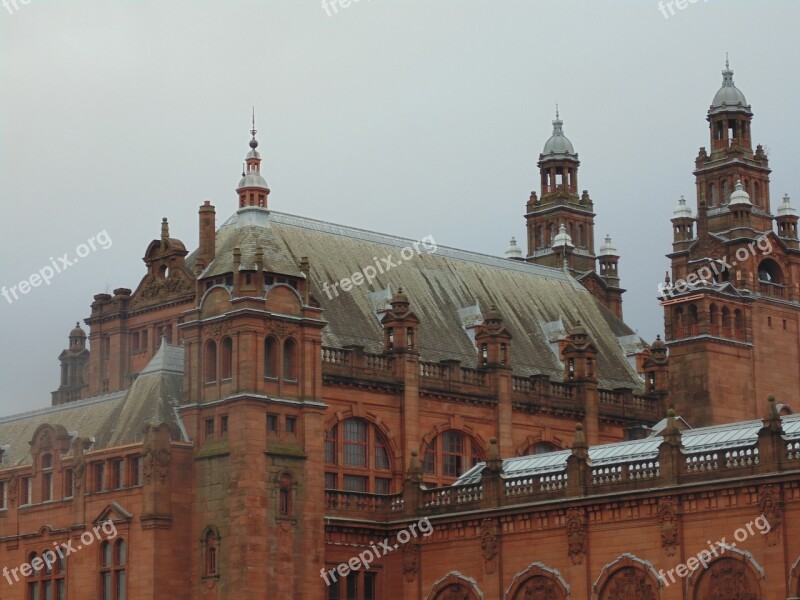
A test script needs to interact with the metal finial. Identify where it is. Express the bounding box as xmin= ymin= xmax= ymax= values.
xmin=251 ymin=106 xmax=257 ymax=137
xmin=555 ymin=103 xmax=559 ymax=120
xmin=725 ymin=52 xmax=729 ymax=70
